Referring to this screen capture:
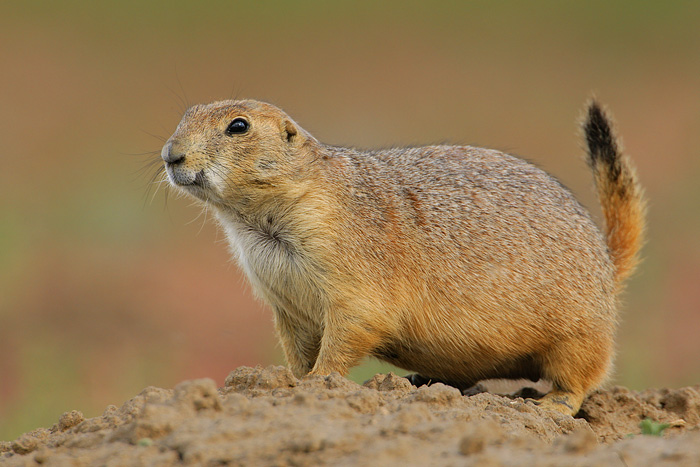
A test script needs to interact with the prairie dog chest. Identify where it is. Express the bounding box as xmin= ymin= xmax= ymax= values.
xmin=217 ymin=213 xmax=327 ymax=323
